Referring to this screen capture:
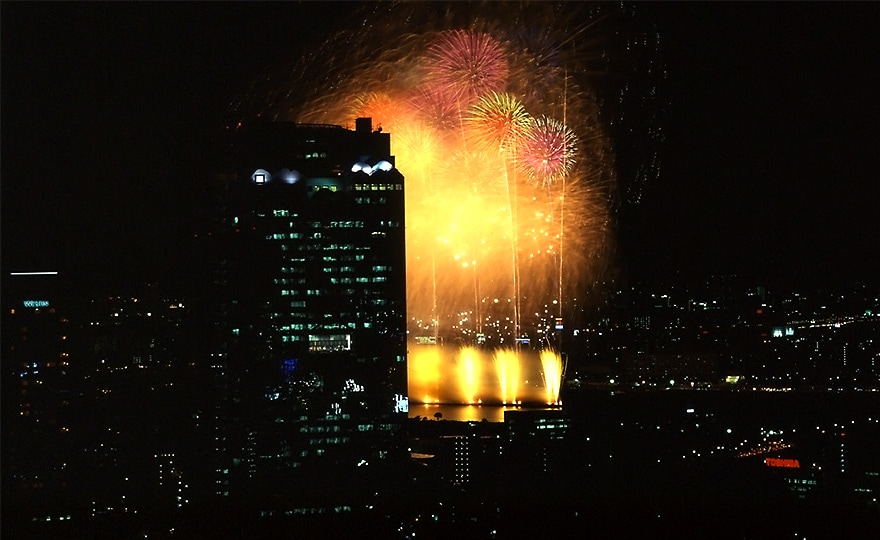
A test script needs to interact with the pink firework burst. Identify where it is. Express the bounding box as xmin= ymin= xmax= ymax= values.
xmin=519 ymin=115 xmax=577 ymax=186
xmin=425 ymin=30 xmax=509 ymax=106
